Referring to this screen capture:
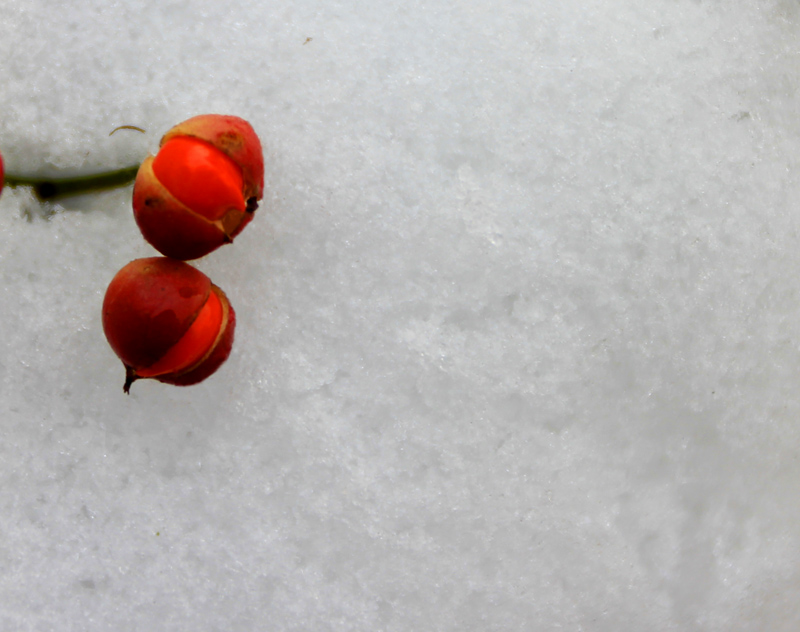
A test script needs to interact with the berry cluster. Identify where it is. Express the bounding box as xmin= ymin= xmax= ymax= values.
xmin=102 ymin=114 xmax=264 ymax=393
